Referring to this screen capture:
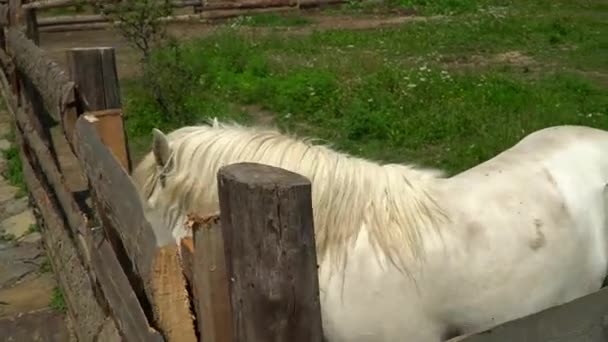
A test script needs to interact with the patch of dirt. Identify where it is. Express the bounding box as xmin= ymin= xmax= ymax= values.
xmin=242 ymin=105 xmax=277 ymax=127
xmin=38 ymin=11 xmax=441 ymax=79
xmin=492 ymin=51 xmax=535 ymax=66
xmin=441 ymin=50 xmax=537 ymax=70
